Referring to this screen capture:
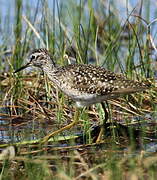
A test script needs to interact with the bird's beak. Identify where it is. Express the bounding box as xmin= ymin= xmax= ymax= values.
xmin=14 ymin=62 xmax=31 ymax=73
